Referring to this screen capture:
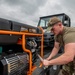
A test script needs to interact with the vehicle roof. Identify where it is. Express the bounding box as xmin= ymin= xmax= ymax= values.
xmin=40 ymin=13 xmax=69 ymax=19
